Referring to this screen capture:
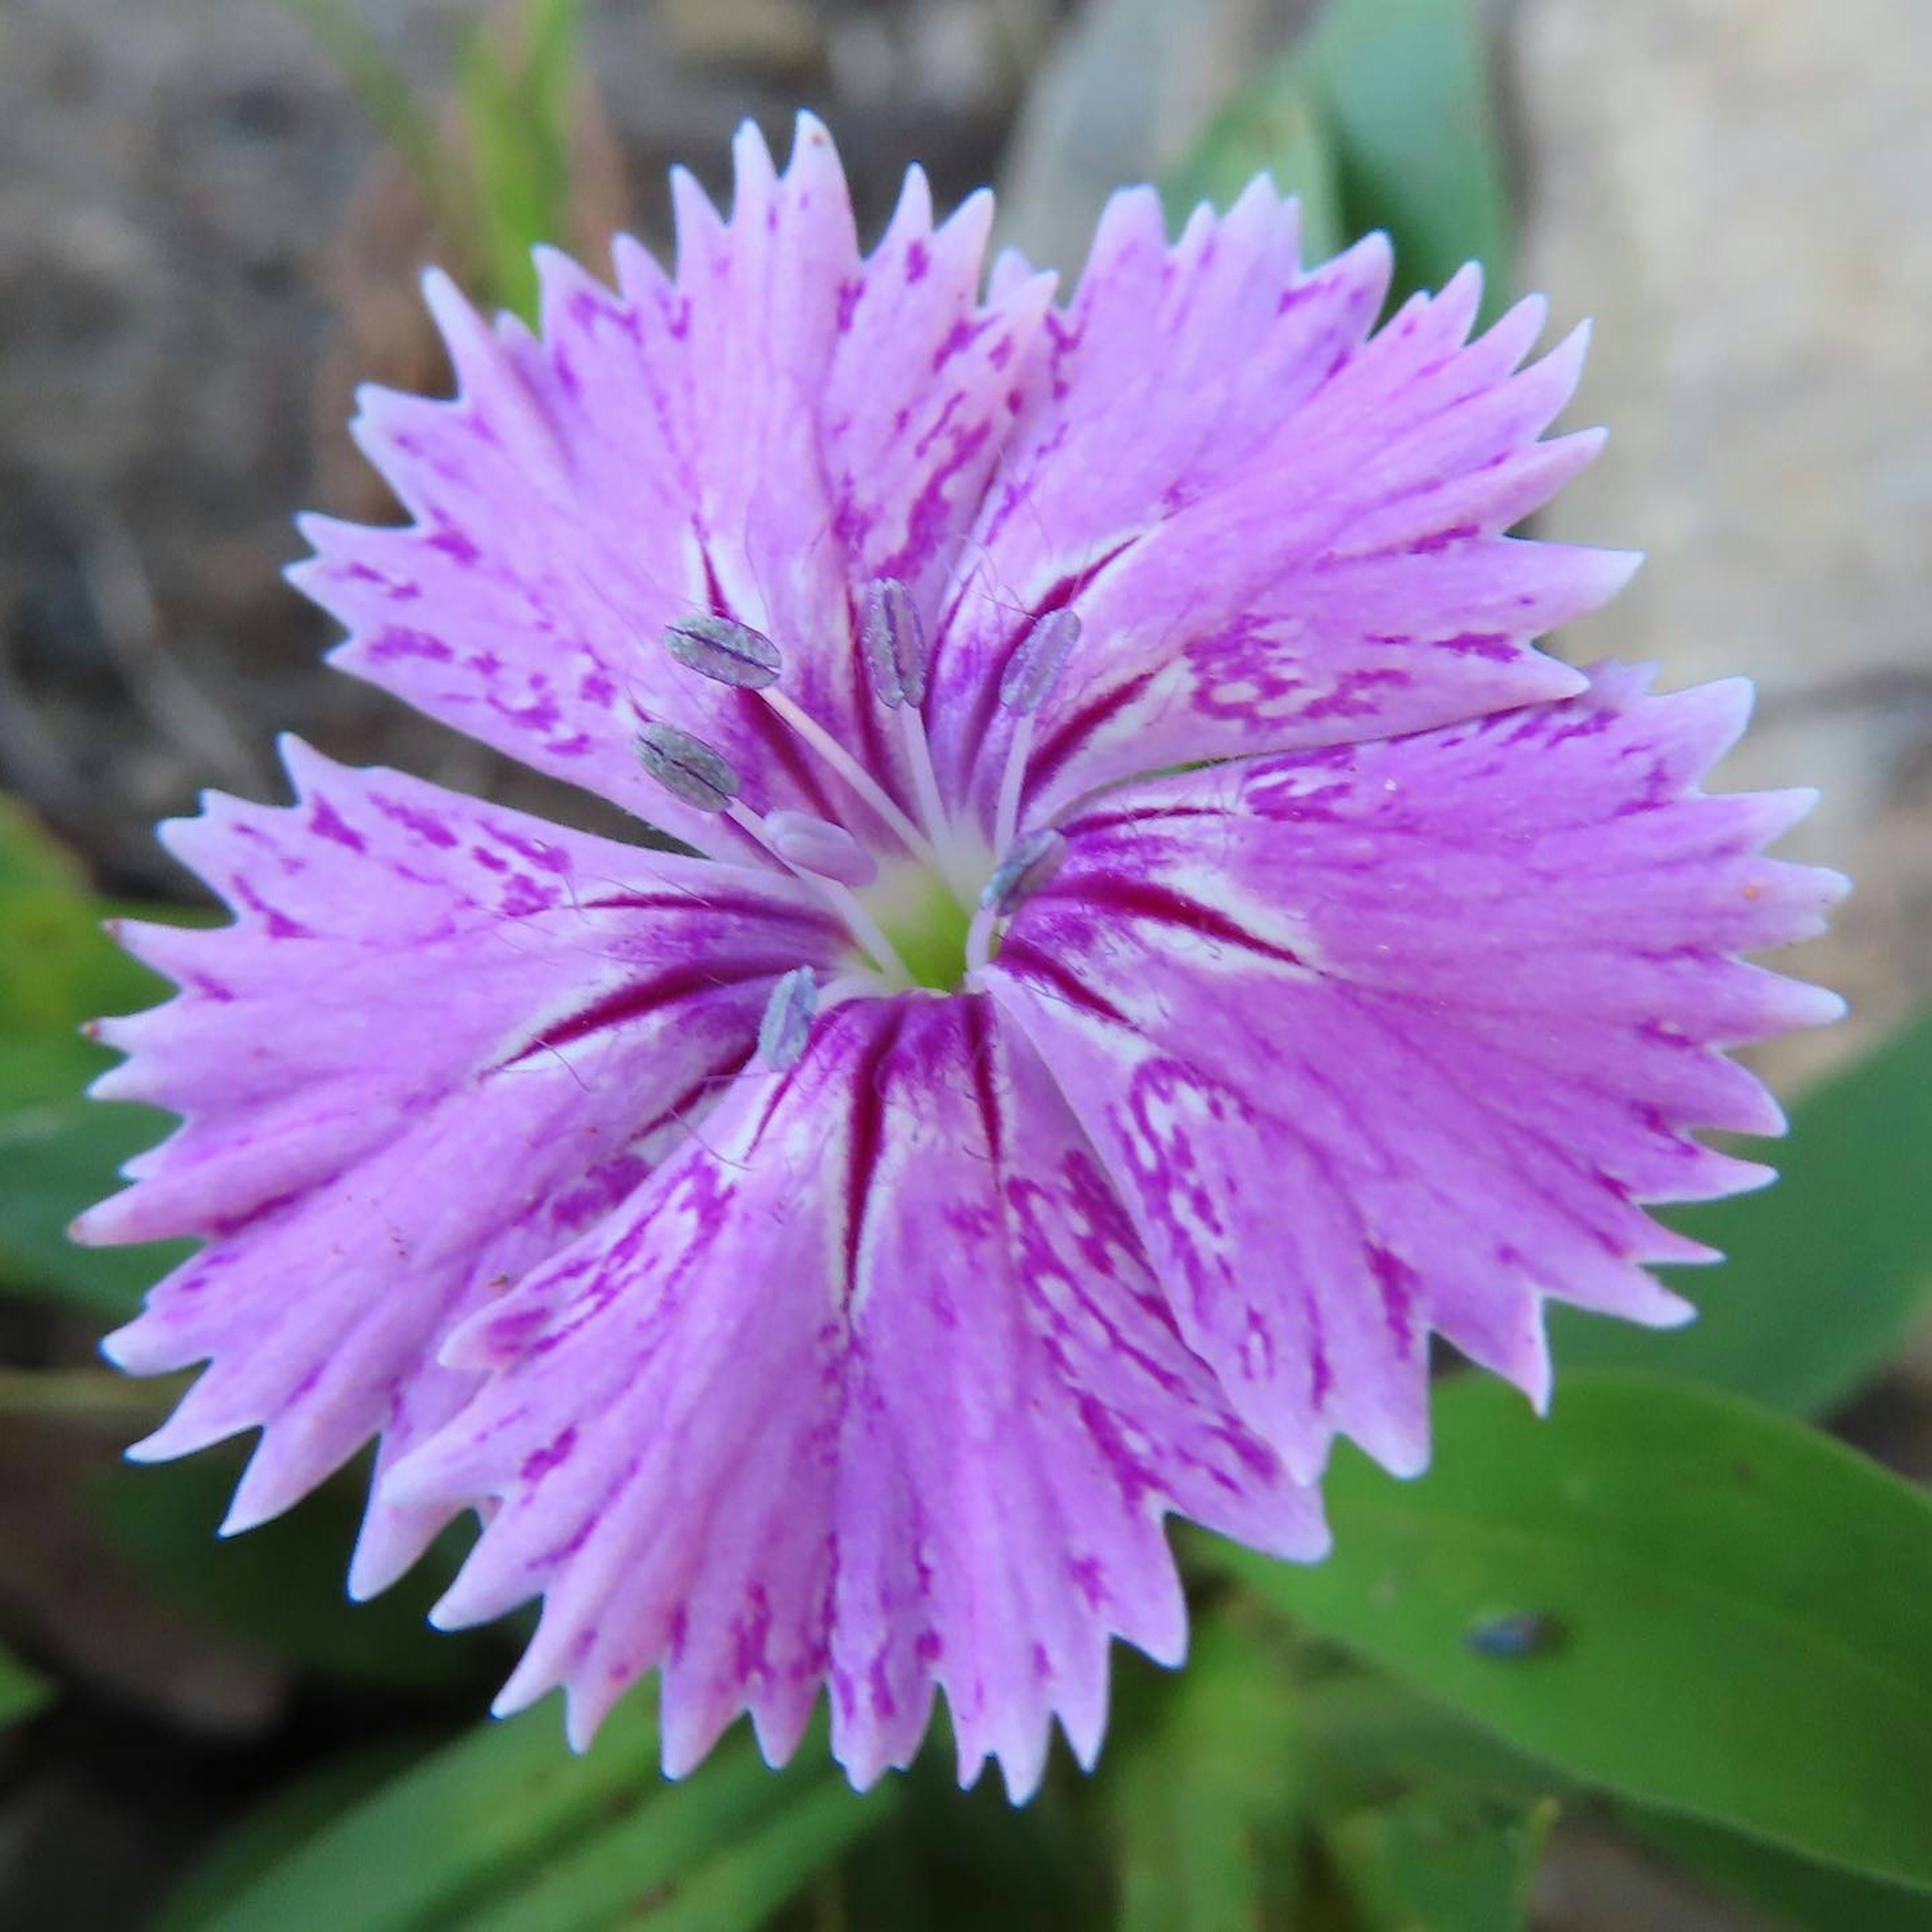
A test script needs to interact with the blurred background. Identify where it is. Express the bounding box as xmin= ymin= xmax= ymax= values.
xmin=1 ymin=1 xmax=1928 ymax=1926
